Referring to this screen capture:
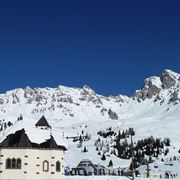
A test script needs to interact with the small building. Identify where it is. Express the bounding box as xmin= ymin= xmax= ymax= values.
xmin=72 ymin=159 xmax=108 ymax=176
xmin=0 ymin=129 xmax=66 ymax=180
xmin=72 ymin=159 xmax=96 ymax=176
xmin=35 ymin=116 xmax=52 ymax=129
